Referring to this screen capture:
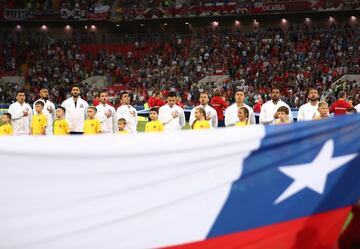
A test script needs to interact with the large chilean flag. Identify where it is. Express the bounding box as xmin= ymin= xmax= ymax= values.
xmin=0 ymin=115 xmax=360 ymax=249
